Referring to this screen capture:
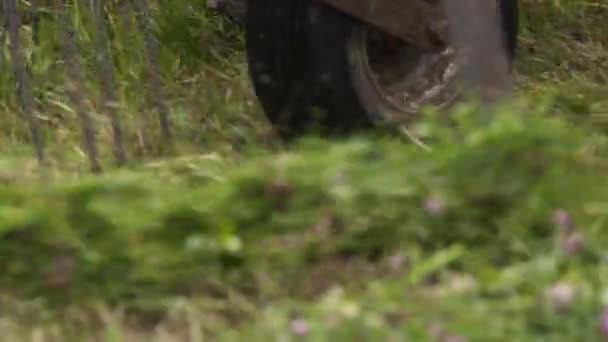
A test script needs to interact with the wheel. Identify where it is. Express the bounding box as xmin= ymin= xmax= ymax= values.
xmin=246 ymin=0 xmax=519 ymax=138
